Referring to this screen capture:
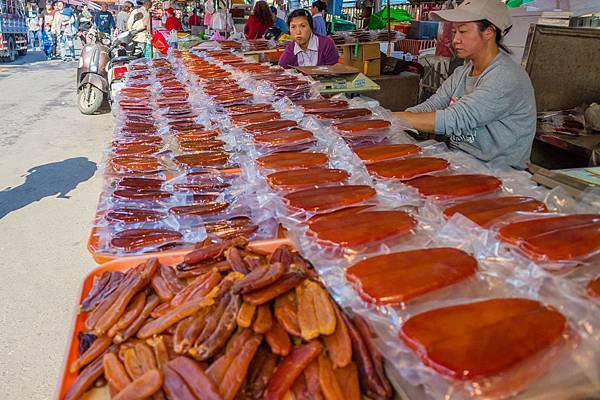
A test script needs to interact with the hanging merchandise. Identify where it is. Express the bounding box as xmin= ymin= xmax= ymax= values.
xmin=210 ymin=0 xmax=232 ymax=32
xmin=204 ymin=0 xmax=214 ymax=27
xmin=152 ymin=31 xmax=170 ymax=55
xmin=211 ymin=11 xmax=227 ymax=30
